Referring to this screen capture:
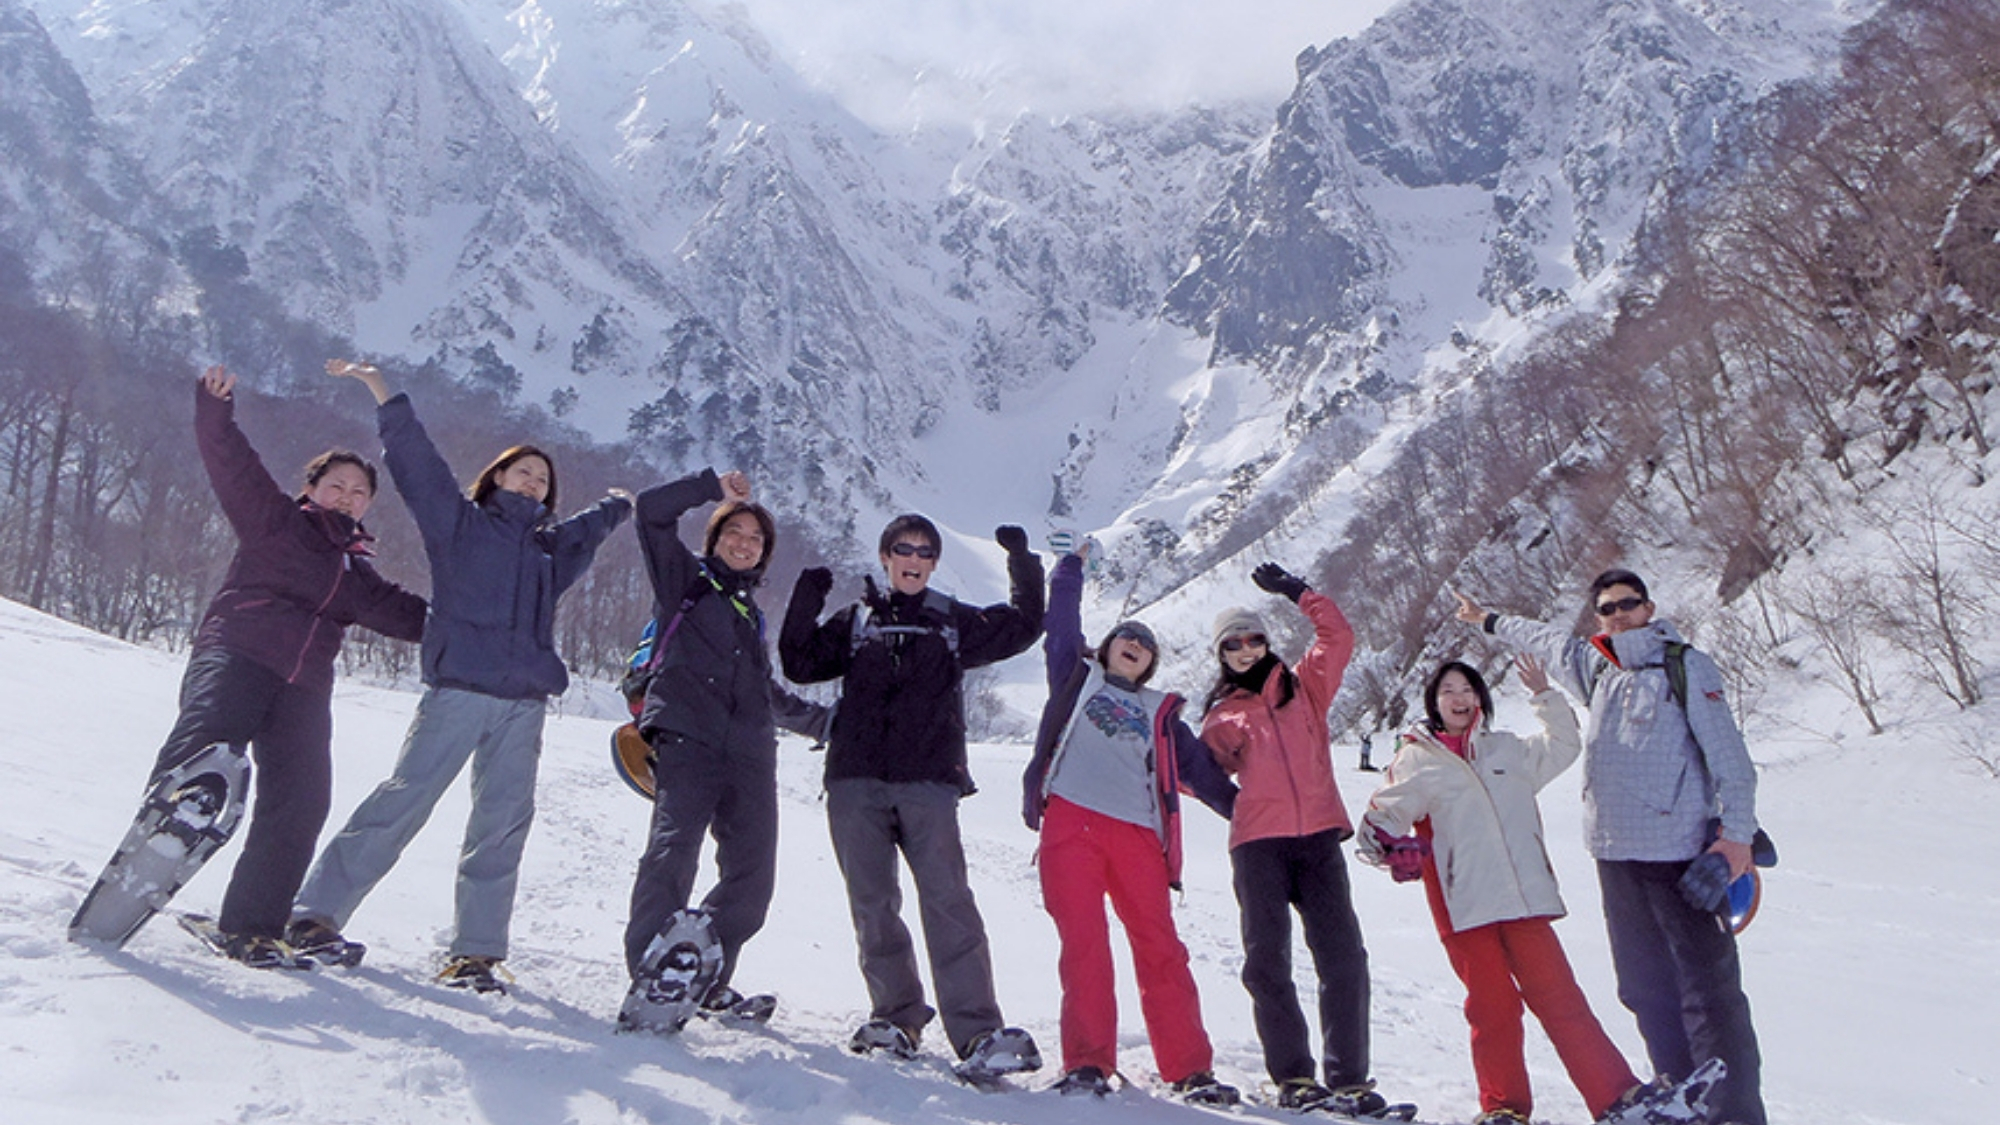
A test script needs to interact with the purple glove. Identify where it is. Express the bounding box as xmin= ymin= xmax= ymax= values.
xmin=1373 ymin=826 xmax=1430 ymax=883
